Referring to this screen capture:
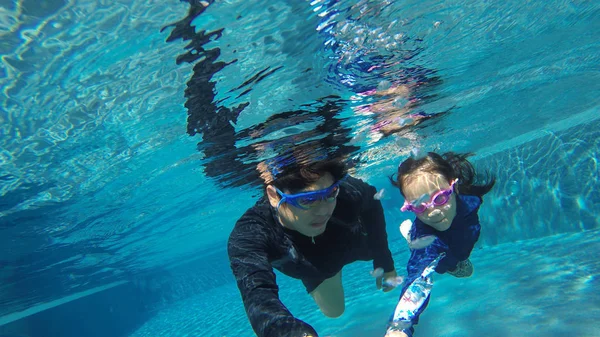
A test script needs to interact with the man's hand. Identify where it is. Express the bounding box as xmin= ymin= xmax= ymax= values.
xmin=376 ymin=269 xmax=400 ymax=292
